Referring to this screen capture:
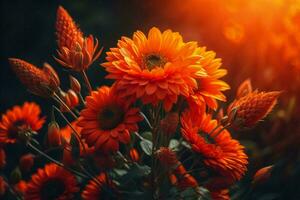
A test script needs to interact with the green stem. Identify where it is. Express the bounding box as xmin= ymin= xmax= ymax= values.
xmin=81 ymin=70 xmax=93 ymax=94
